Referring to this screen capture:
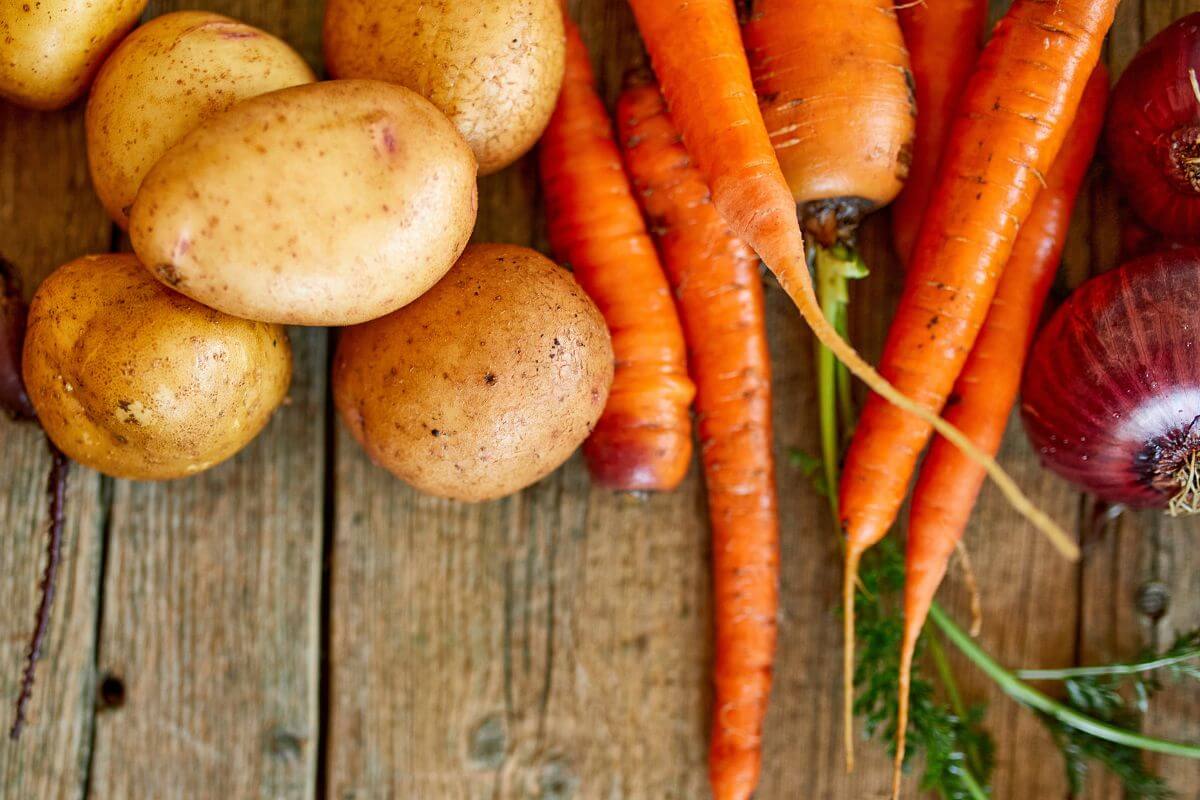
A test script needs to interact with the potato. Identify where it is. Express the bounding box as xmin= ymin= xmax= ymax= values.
xmin=334 ymin=243 xmax=613 ymax=501
xmin=130 ymin=79 xmax=478 ymax=326
xmin=23 ymin=253 xmax=292 ymax=480
xmin=86 ymin=11 xmax=315 ymax=229
xmin=324 ymin=0 xmax=565 ymax=176
xmin=0 ymin=0 xmax=148 ymax=110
